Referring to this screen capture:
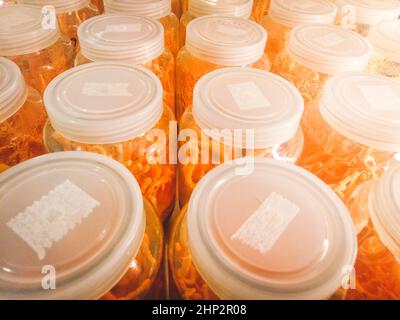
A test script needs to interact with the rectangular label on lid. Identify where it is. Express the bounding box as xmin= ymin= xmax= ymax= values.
xmin=215 ymin=24 xmax=249 ymax=37
xmin=313 ymin=32 xmax=345 ymax=48
xmin=227 ymin=82 xmax=272 ymax=111
xmin=359 ymin=85 xmax=400 ymax=111
xmin=82 ymin=82 xmax=132 ymax=97
xmin=103 ymin=23 xmax=142 ymax=33
xmin=7 ymin=180 xmax=100 ymax=261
